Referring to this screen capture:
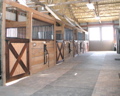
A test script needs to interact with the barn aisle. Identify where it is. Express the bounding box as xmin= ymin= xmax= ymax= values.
xmin=0 ymin=51 xmax=120 ymax=96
